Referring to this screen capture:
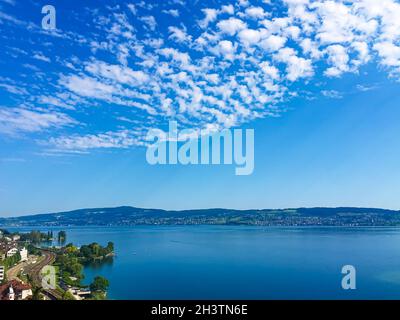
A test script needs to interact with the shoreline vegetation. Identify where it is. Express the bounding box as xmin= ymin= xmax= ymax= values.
xmin=54 ymin=239 xmax=113 ymax=300
xmin=0 ymin=229 xmax=113 ymax=300
xmin=1 ymin=206 xmax=400 ymax=227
